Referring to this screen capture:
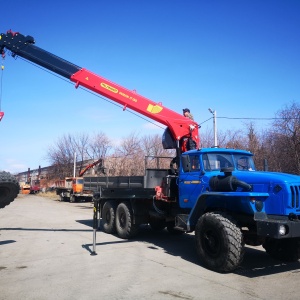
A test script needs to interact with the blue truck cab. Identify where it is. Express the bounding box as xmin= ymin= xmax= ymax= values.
xmin=179 ymin=148 xmax=300 ymax=230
